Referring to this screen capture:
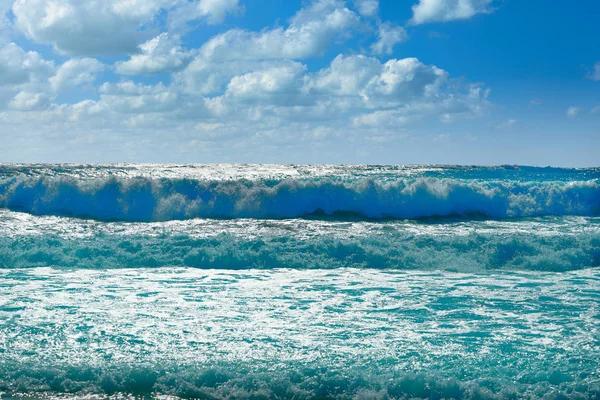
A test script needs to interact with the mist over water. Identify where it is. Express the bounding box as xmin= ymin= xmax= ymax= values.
xmin=1 ymin=164 xmax=599 ymax=398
